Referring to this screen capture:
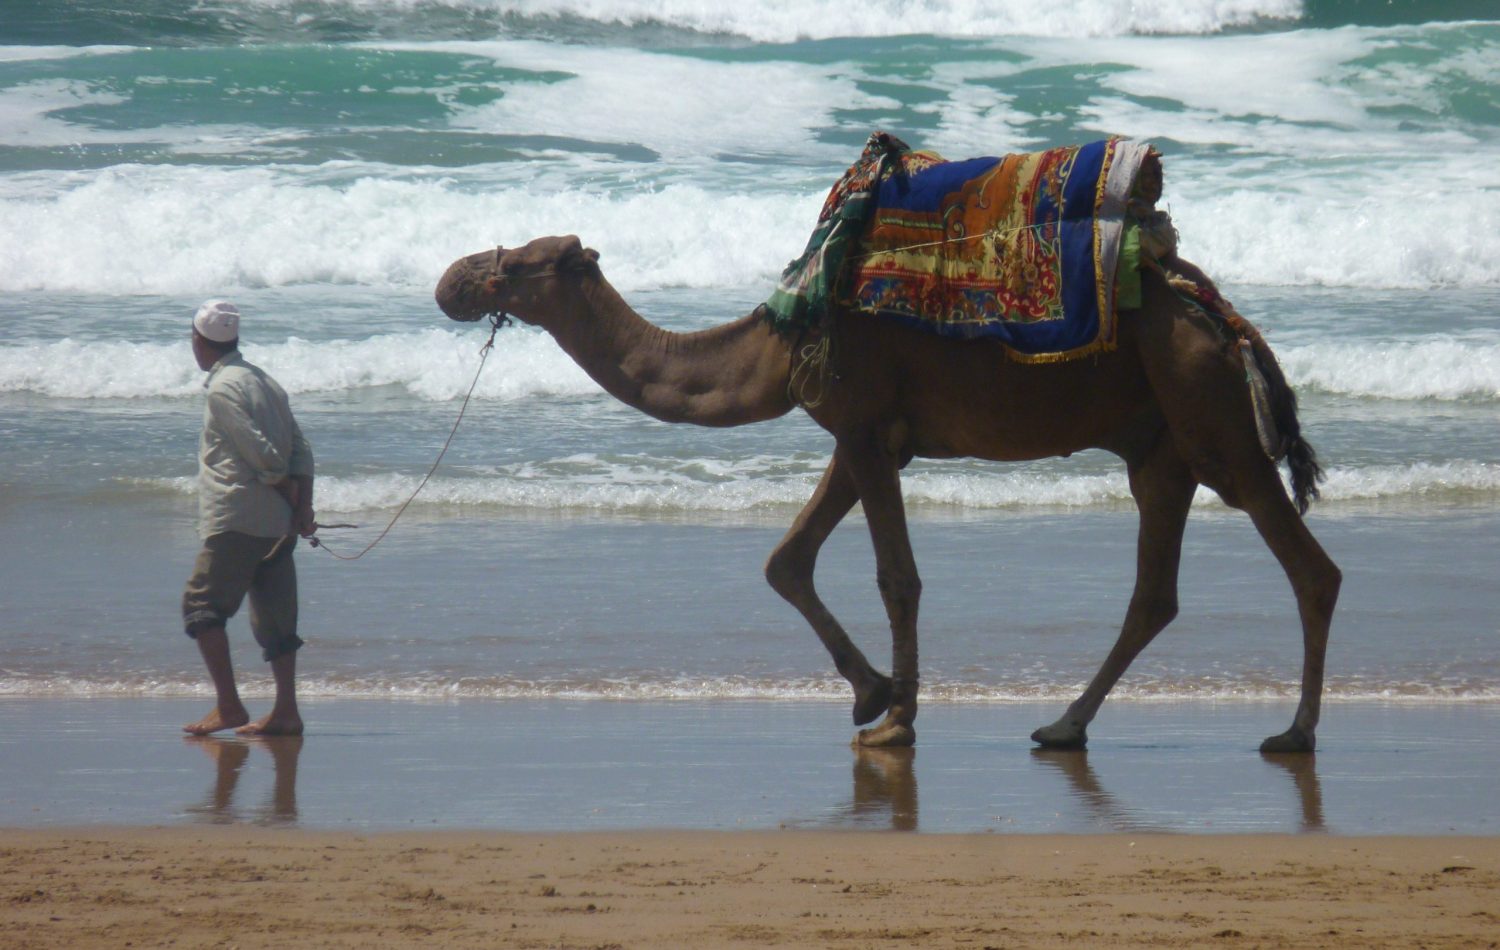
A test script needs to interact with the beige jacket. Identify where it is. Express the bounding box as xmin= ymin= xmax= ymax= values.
xmin=197 ymin=352 xmax=314 ymax=539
